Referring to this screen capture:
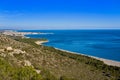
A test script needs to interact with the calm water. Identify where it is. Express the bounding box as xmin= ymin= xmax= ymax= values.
xmin=19 ymin=30 xmax=120 ymax=61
